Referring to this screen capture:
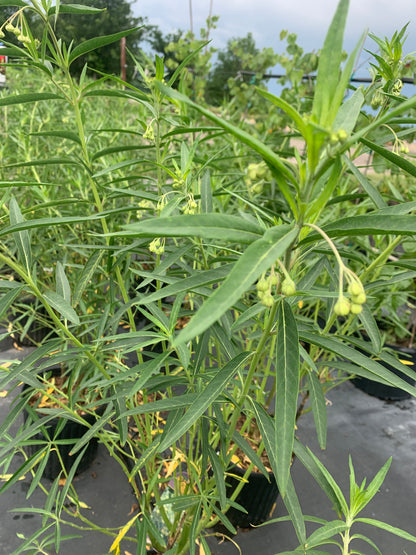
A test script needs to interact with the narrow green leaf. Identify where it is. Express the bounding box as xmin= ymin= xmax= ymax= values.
xmin=55 ymin=262 xmax=71 ymax=305
xmin=355 ymin=518 xmax=416 ymax=543
xmin=256 ymin=88 xmax=306 ymax=137
xmin=0 ymin=285 xmax=25 ymax=320
xmin=307 ymin=371 xmax=327 ymax=449
xmin=43 ymin=291 xmax=80 ymax=325
xmin=293 ymin=440 xmax=348 ymax=518
xmin=305 ymin=520 xmax=348 ymax=549
xmin=360 ymin=137 xmax=416 ymax=177
xmin=167 ymin=41 xmax=208 ymax=87
xmin=0 ymin=181 xmax=57 ymax=188
xmin=343 ymin=155 xmax=386 ymax=209
xmin=359 ymin=458 xmax=391 ymax=513
xmin=119 ymin=213 xmax=263 ymax=244
xmin=73 ymin=250 xmax=103 ymax=306
xmin=9 ymin=197 xmax=31 ymax=272
xmin=136 ymin=264 xmax=234 ymax=305
xmin=299 ymin=332 xmax=416 ymax=396
xmin=208 ymin=446 xmax=226 ymax=510
xmin=333 ymin=87 xmax=365 ymax=134
xmin=358 ymin=305 xmax=381 ymax=353
xmin=300 ymin=214 xmax=416 ymax=245
xmin=200 ymin=171 xmax=213 ymax=213
xmin=69 ymin=27 xmax=141 ymax=64
xmin=275 ymin=300 xmax=300 ymax=495
xmin=173 ymin=225 xmax=298 ymax=346
xmin=0 ymin=92 xmax=63 ymax=107
xmin=30 ymin=130 xmax=81 ymax=145
xmin=0 ymin=0 xmax=27 ymax=6
xmin=230 ymin=430 xmax=269 ymax=478
xmin=157 ymin=352 xmax=252 ymax=453
xmin=69 ymin=404 xmax=113 ymax=455
xmin=312 ymin=0 xmax=349 ymax=126
xmin=48 ymin=3 xmax=104 ymax=14
xmin=0 ymin=214 xmax=101 ymax=238
xmin=252 ymin=402 xmax=306 ymax=544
